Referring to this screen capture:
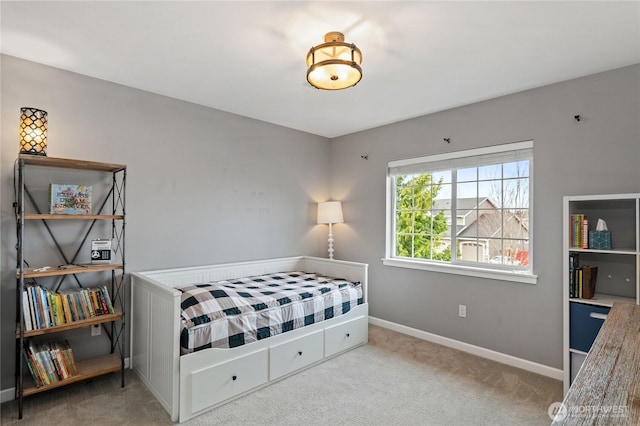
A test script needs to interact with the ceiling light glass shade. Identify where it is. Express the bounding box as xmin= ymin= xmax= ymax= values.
xmin=19 ymin=107 xmax=48 ymax=156
xmin=306 ymin=32 xmax=362 ymax=90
